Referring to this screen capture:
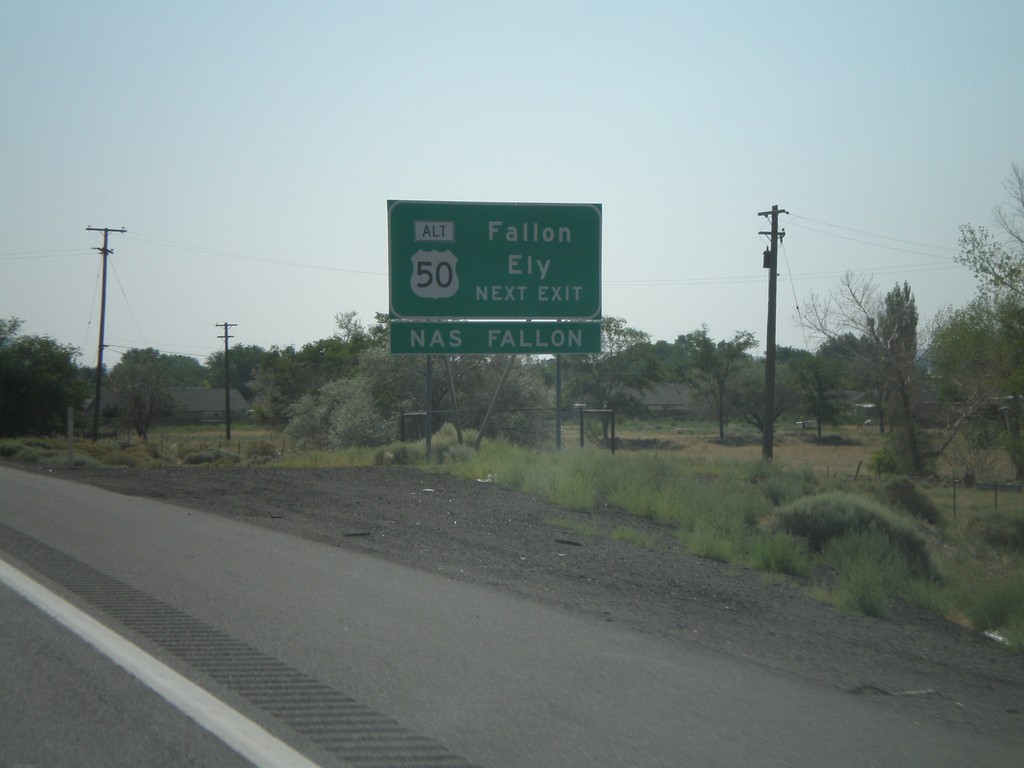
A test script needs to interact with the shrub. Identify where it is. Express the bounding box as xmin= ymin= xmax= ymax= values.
xmin=868 ymin=441 xmax=902 ymax=476
xmin=375 ymin=443 xmax=417 ymax=466
xmin=244 ymin=441 xmax=279 ymax=460
xmin=872 ymin=477 xmax=943 ymax=526
xmin=821 ymin=531 xmax=912 ymax=617
xmin=774 ymin=492 xmax=938 ymax=579
xmin=969 ymin=510 xmax=1024 ymax=553
xmin=682 ymin=524 xmax=739 ymax=563
xmin=284 ymin=376 xmax=393 ymax=449
xmin=0 ymin=441 xmax=22 ymax=458
xmin=748 ymin=532 xmax=811 ymax=577
xmin=748 ymin=464 xmax=817 ymax=507
xmin=104 ymin=451 xmax=140 ymax=468
xmin=182 ymin=450 xmax=240 ymax=466
xmin=436 ymin=442 xmax=476 ymax=465
xmin=964 ymin=576 xmax=1024 ymax=632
